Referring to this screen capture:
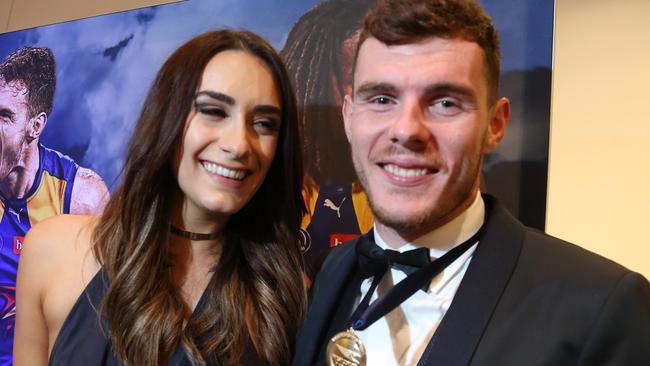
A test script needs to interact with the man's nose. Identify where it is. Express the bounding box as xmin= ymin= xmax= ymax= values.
xmin=387 ymin=98 xmax=431 ymax=149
